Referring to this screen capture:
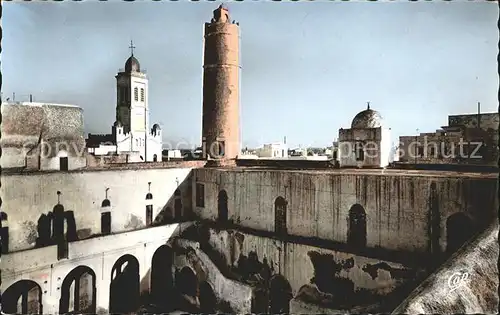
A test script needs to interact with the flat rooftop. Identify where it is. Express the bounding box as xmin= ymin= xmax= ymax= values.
xmin=2 ymin=160 xmax=497 ymax=179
